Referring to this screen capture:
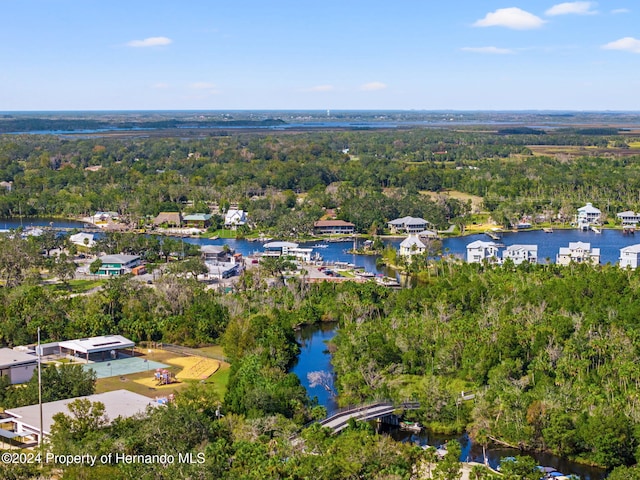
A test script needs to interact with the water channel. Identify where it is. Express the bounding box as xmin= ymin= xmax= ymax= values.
xmin=292 ymin=324 xmax=608 ymax=480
